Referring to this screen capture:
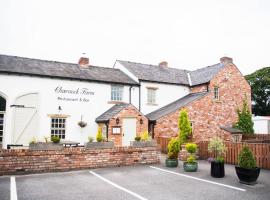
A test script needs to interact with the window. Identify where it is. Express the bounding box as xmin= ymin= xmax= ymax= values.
xmin=112 ymin=127 xmax=121 ymax=134
xmin=51 ymin=118 xmax=66 ymax=139
xmin=147 ymin=88 xmax=156 ymax=104
xmin=214 ymin=87 xmax=219 ymax=100
xmin=111 ymin=85 xmax=123 ymax=101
